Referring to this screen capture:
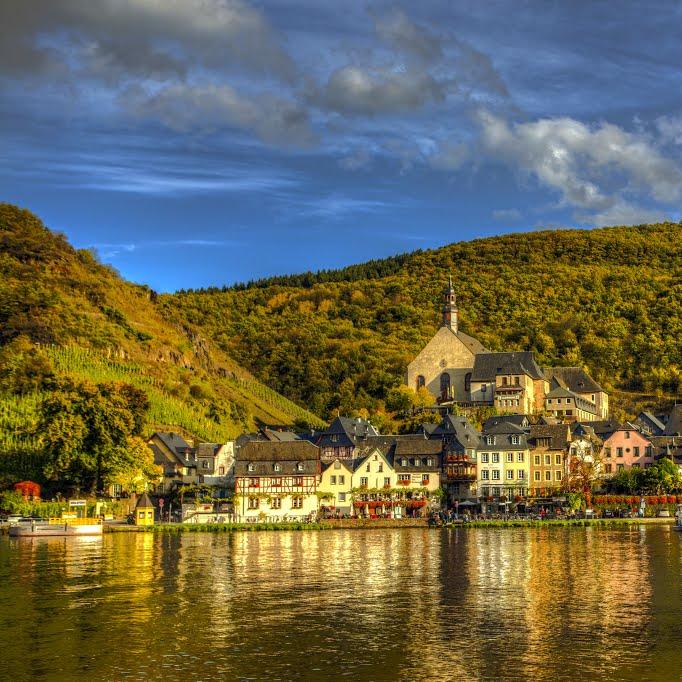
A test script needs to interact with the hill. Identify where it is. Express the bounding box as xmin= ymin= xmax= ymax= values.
xmin=168 ymin=222 xmax=682 ymax=422
xmin=0 ymin=204 xmax=323 ymax=482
